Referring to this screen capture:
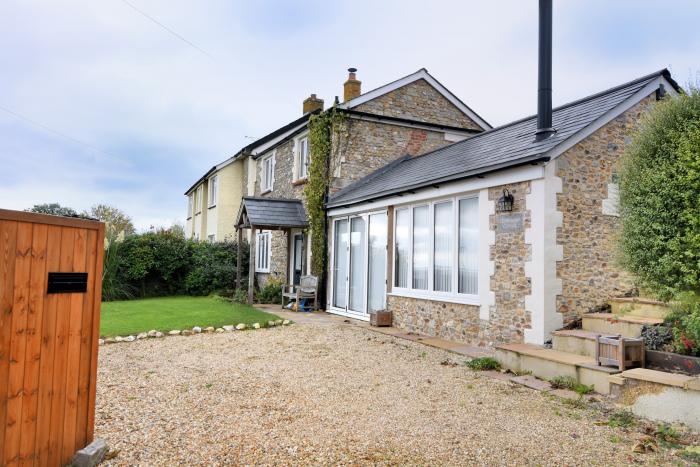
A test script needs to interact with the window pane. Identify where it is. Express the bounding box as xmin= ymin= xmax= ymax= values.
xmin=333 ymin=219 xmax=349 ymax=308
xmin=349 ymin=217 xmax=366 ymax=312
xmin=412 ymin=205 xmax=429 ymax=290
xmin=394 ymin=209 xmax=409 ymax=288
xmin=368 ymin=213 xmax=387 ymax=312
xmin=459 ymin=198 xmax=478 ymax=294
xmin=434 ymin=201 xmax=453 ymax=292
